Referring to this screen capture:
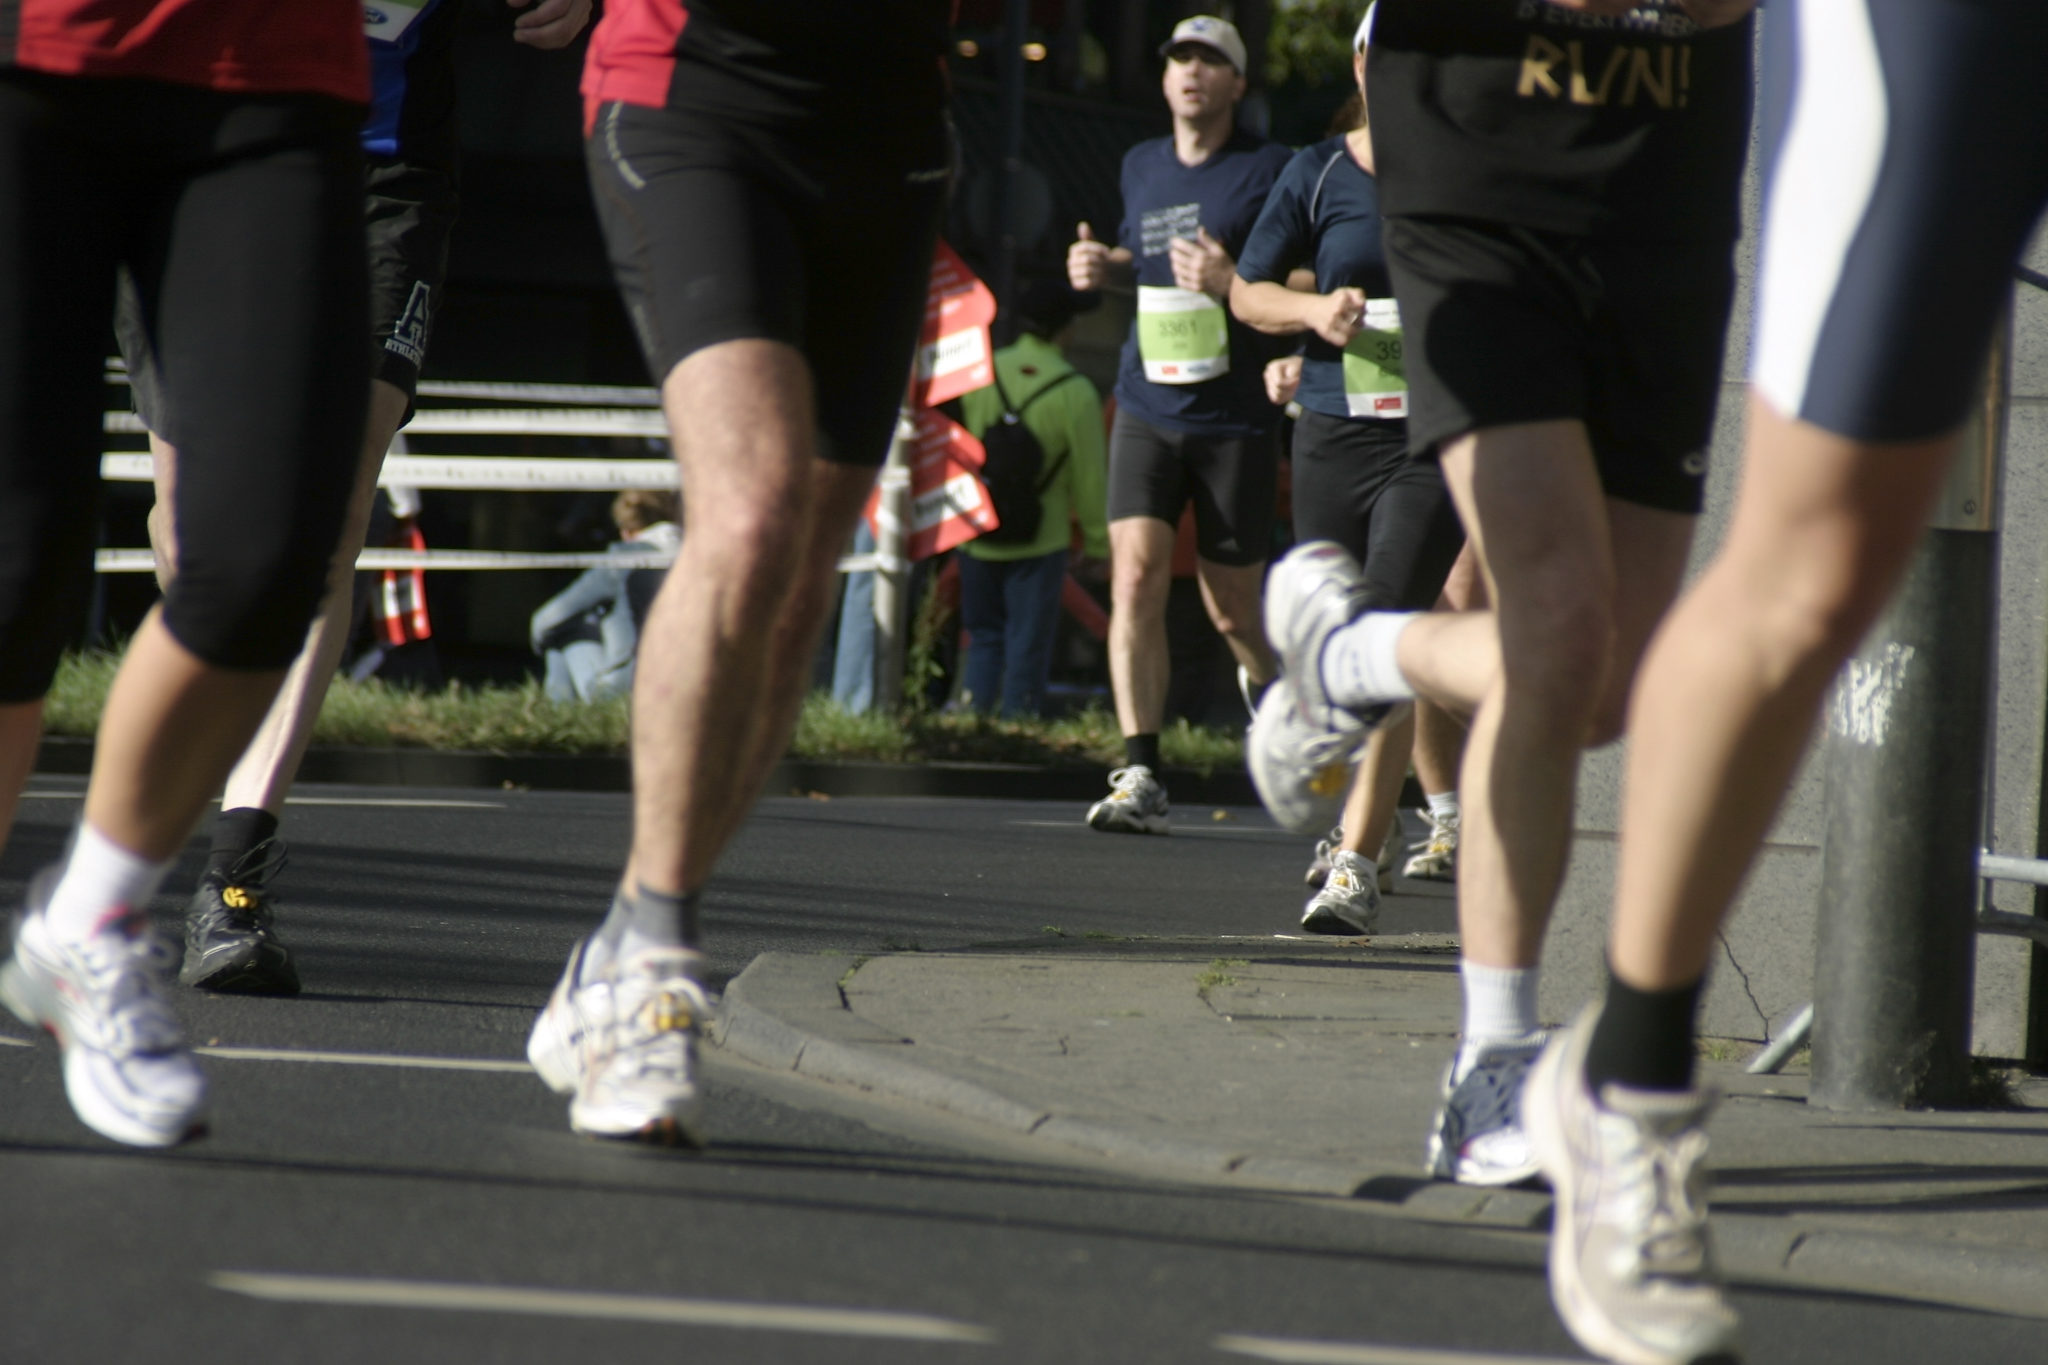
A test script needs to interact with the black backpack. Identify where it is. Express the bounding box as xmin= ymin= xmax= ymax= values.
xmin=974 ymin=368 xmax=1085 ymax=546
